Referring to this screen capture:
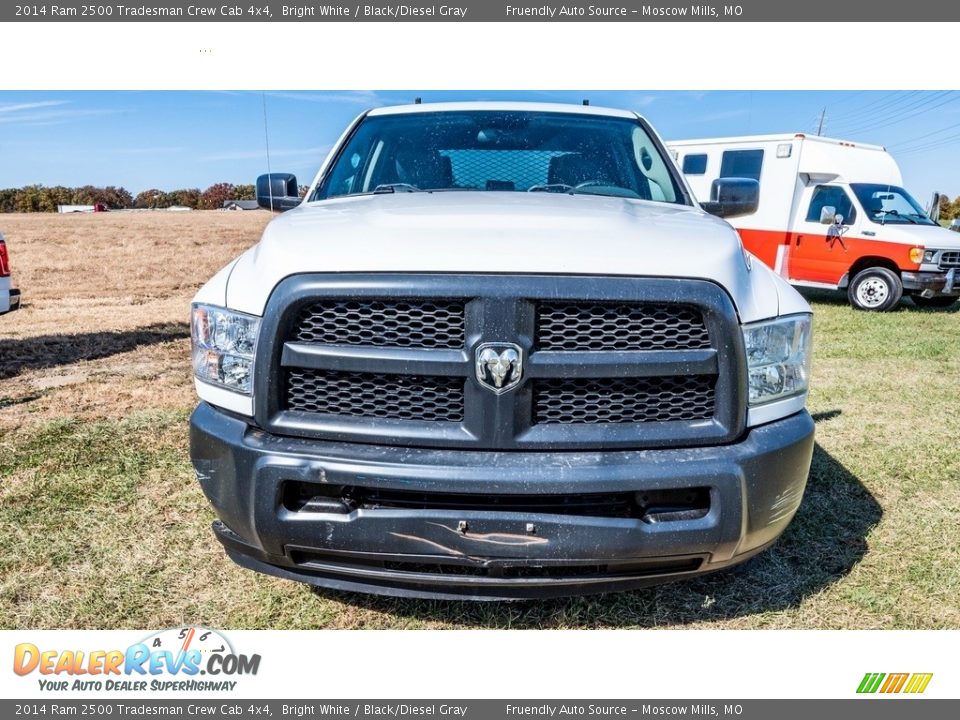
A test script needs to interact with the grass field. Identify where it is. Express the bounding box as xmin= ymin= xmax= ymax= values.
xmin=1 ymin=211 xmax=958 ymax=629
